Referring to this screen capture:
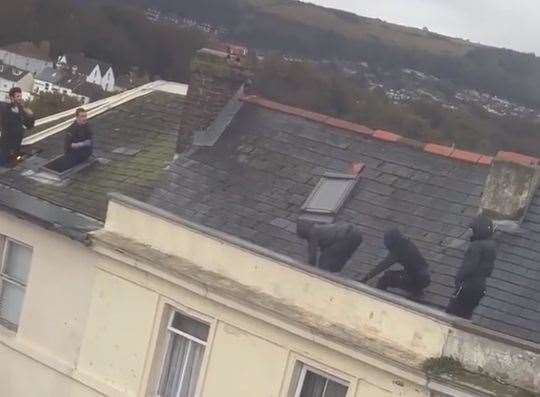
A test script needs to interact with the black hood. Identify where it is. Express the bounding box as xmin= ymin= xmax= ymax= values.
xmin=384 ymin=228 xmax=405 ymax=251
xmin=470 ymin=215 xmax=494 ymax=241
